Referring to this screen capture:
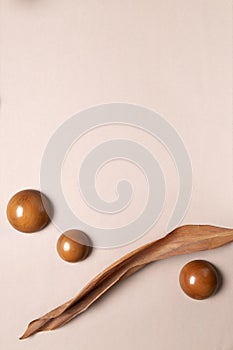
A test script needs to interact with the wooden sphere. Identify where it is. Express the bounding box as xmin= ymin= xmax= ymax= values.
xmin=7 ymin=189 xmax=51 ymax=233
xmin=179 ymin=260 xmax=219 ymax=300
xmin=57 ymin=230 xmax=91 ymax=263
